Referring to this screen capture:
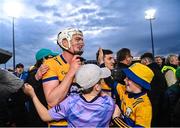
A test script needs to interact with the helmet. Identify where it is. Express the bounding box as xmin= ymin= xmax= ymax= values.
xmin=57 ymin=28 xmax=83 ymax=50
